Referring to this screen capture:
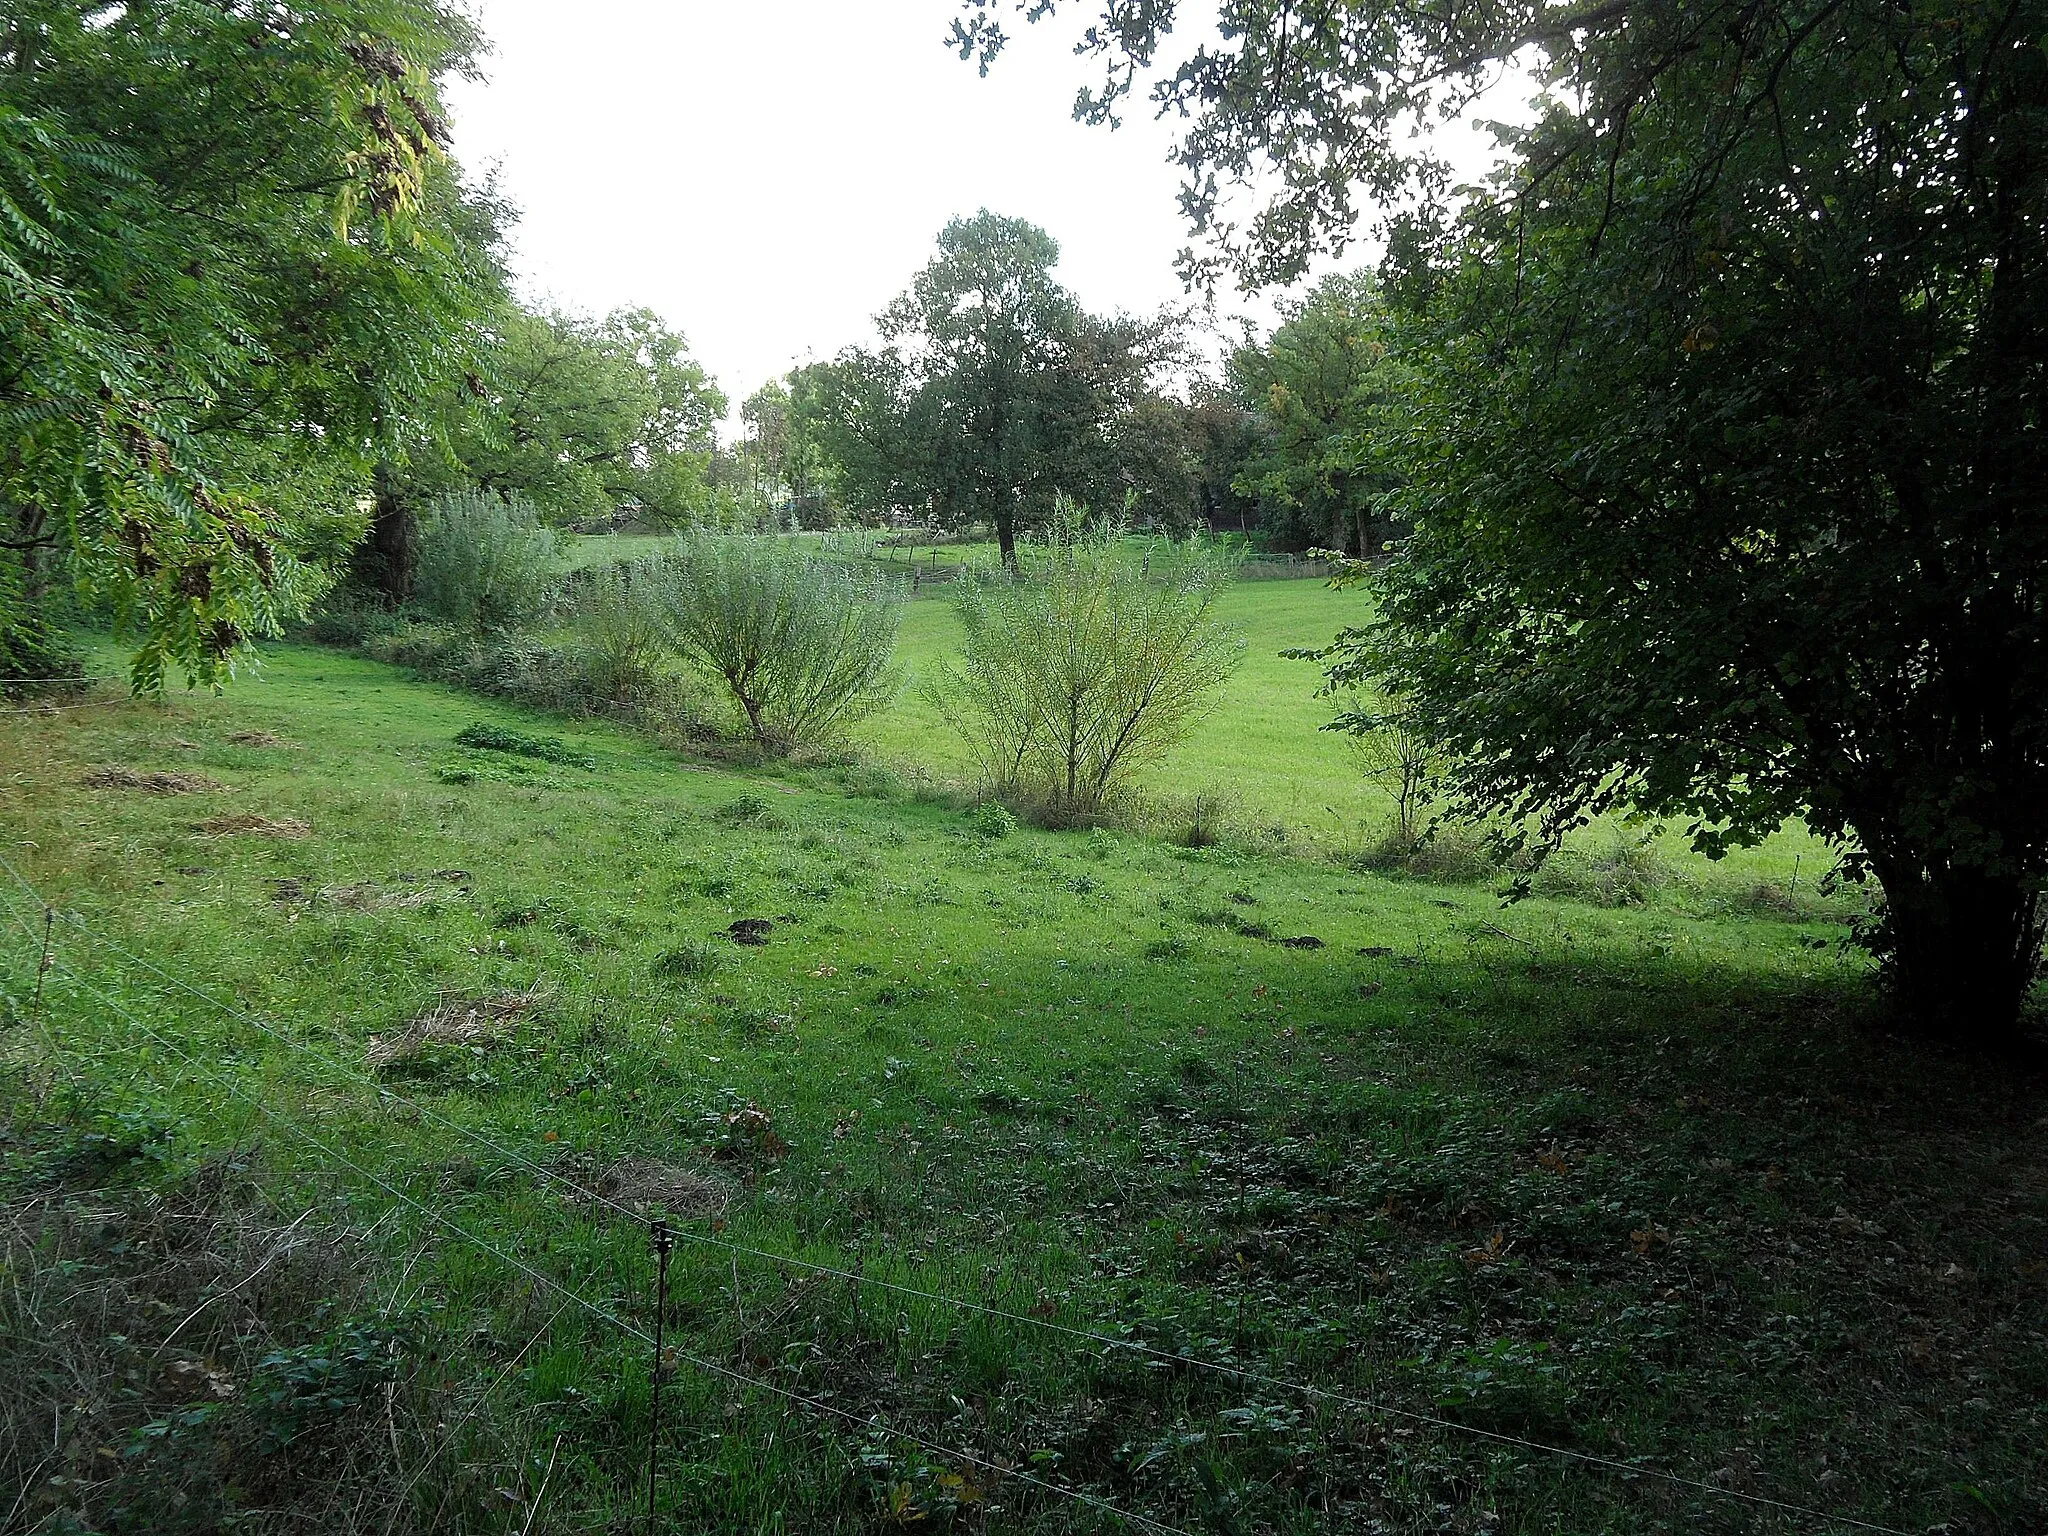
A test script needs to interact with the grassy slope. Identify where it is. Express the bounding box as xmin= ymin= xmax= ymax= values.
xmin=2 ymin=648 xmax=2041 ymax=1534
